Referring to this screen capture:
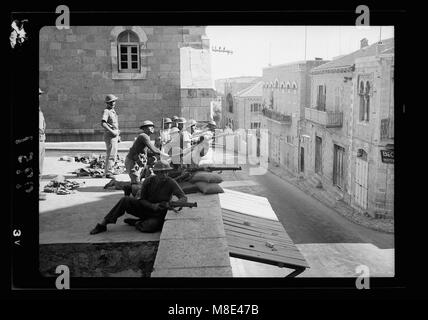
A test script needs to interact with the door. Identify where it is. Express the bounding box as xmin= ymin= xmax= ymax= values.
xmin=354 ymin=149 xmax=369 ymax=209
xmin=300 ymin=147 xmax=305 ymax=172
xmin=333 ymin=145 xmax=345 ymax=189
xmin=315 ymin=136 xmax=322 ymax=174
